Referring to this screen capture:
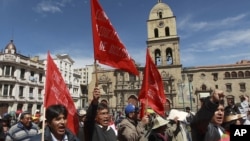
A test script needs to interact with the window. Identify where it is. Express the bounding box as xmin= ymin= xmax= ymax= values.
xmin=39 ymin=73 xmax=43 ymax=82
xmin=155 ymin=49 xmax=161 ymax=66
xmin=19 ymin=86 xmax=24 ymax=97
xmin=3 ymin=84 xmax=8 ymax=96
xmin=20 ymin=69 xmax=25 ymax=79
xmin=215 ymin=85 xmax=218 ymax=89
xmin=231 ymin=72 xmax=237 ymax=78
xmin=4 ymin=66 xmax=11 ymax=76
xmin=201 ymin=84 xmax=207 ymax=90
xmin=225 ymin=72 xmax=230 ymax=78
xmin=3 ymin=84 xmax=13 ymax=96
xmin=154 ymin=28 xmax=159 ymax=38
xmin=29 ymin=87 xmax=33 ymax=98
xmin=238 ymin=71 xmax=244 ymax=78
xmin=30 ymin=71 xmax=34 ymax=77
xmin=17 ymin=104 xmax=23 ymax=111
xmin=28 ymin=104 xmax=33 ymax=112
xmin=165 ymin=27 xmax=170 ymax=36
xmin=239 ymin=83 xmax=246 ymax=91
xmin=245 ymin=71 xmax=250 ymax=77
xmin=212 ymin=73 xmax=218 ymax=81
xmin=38 ymin=89 xmax=42 ymax=95
xmin=226 ymin=83 xmax=232 ymax=92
